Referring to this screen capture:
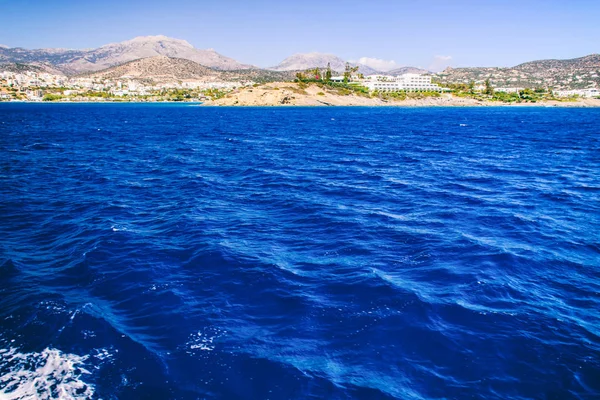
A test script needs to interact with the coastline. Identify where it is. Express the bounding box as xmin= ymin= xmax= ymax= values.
xmin=202 ymin=83 xmax=600 ymax=108
xmin=2 ymin=99 xmax=600 ymax=108
xmin=2 ymin=87 xmax=600 ymax=108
